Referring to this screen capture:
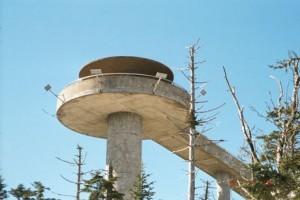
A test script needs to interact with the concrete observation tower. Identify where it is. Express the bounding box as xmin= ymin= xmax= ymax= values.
xmin=56 ymin=56 xmax=250 ymax=199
